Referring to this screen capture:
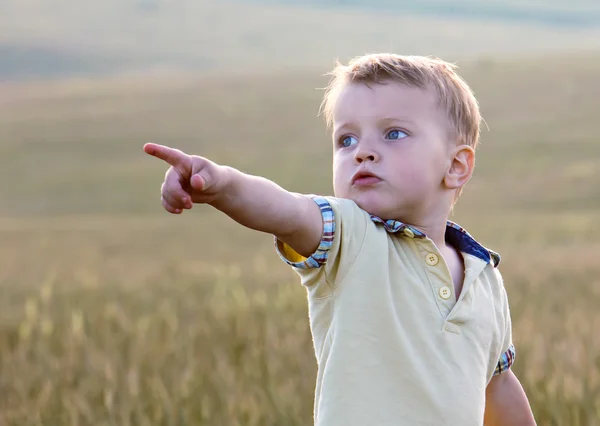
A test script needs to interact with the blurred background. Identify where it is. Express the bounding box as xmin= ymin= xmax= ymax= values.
xmin=1 ymin=1 xmax=600 ymax=424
